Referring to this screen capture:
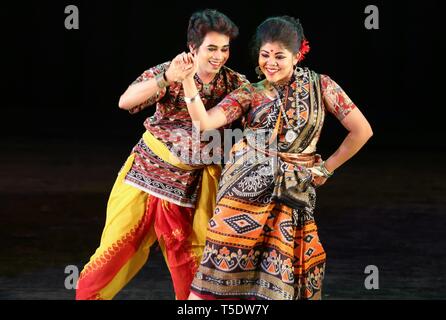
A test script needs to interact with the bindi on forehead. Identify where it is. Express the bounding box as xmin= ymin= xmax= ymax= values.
xmin=261 ymin=42 xmax=286 ymax=53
